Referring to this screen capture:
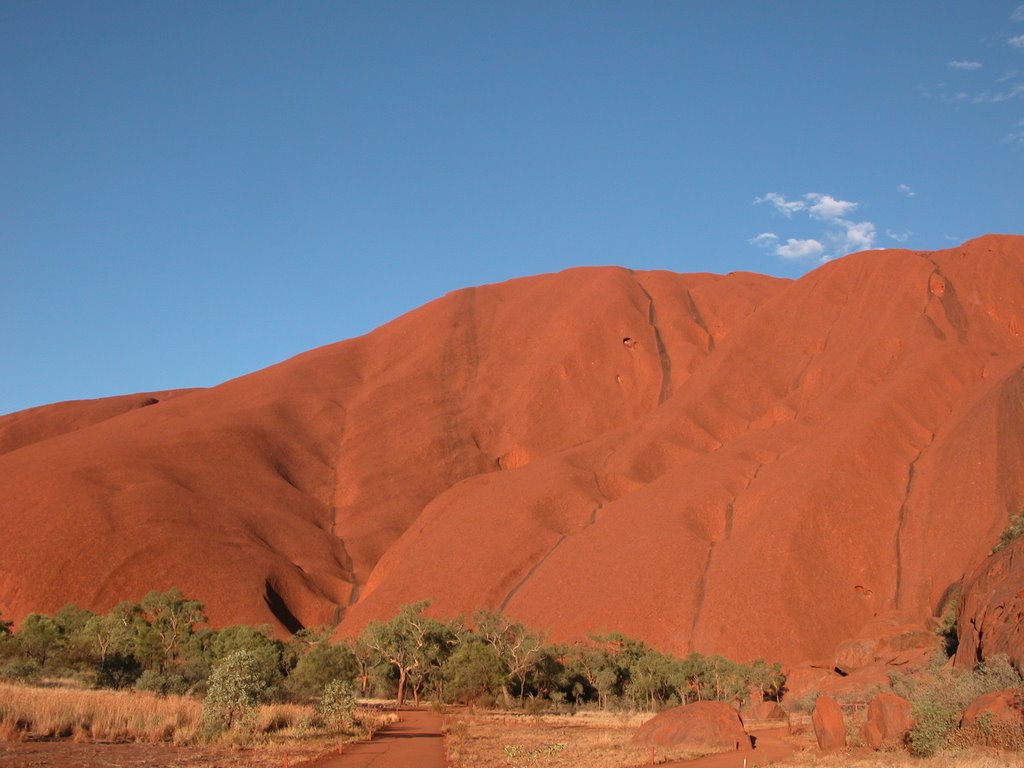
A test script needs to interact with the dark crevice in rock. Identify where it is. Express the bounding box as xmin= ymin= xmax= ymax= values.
xmin=631 ymin=277 xmax=673 ymax=404
xmin=497 ymin=535 xmax=567 ymax=614
xmin=264 ymin=579 xmax=305 ymax=634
